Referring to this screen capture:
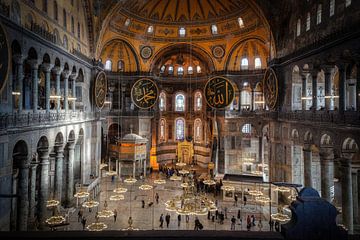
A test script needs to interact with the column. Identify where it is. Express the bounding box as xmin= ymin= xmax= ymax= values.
xmin=311 ymin=70 xmax=318 ymax=110
xmin=121 ymin=84 xmax=126 ymax=113
xmin=70 ymin=74 xmax=77 ymax=111
xmin=341 ymin=156 xmax=353 ymax=233
xmin=356 ymin=62 xmax=360 ymax=111
xmin=42 ymin=64 xmax=53 ymax=113
xmin=352 ymin=169 xmax=359 ymax=225
xmin=251 ymin=88 xmax=255 ymax=111
xmin=338 ymin=65 xmax=346 ymax=113
xmin=319 ymin=148 xmax=334 ymax=202
xmin=28 ymin=60 xmax=39 ymax=113
xmin=324 ymin=67 xmax=333 ymax=110
xmin=54 ymin=147 xmax=64 ymax=202
xmin=143 ymin=159 xmax=146 ymax=177
xmin=28 ymin=163 xmax=37 ymax=228
xmin=116 ymin=159 xmax=119 ymax=175
xmin=15 ymin=156 xmax=29 ymax=231
xmin=65 ymin=142 xmax=75 ymax=206
xmin=38 ymin=149 xmax=50 ymax=229
xmin=258 ymin=136 xmax=263 ymax=163
xmin=13 ymin=55 xmax=24 ymax=111
xmin=303 ymin=145 xmax=313 ymax=187
xmin=133 ymin=161 xmax=136 ymax=178
xmin=62 ymin=70 xmax=71 ymax=113
xmin=301 ymin=73 xmax=307 ymax=110
xmin=52 ymin=67 xmax=62 ymax=111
